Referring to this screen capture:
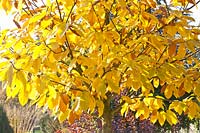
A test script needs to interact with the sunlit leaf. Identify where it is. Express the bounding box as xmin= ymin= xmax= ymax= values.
xmin=166 ymin=110 xmax=178 ymax=125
